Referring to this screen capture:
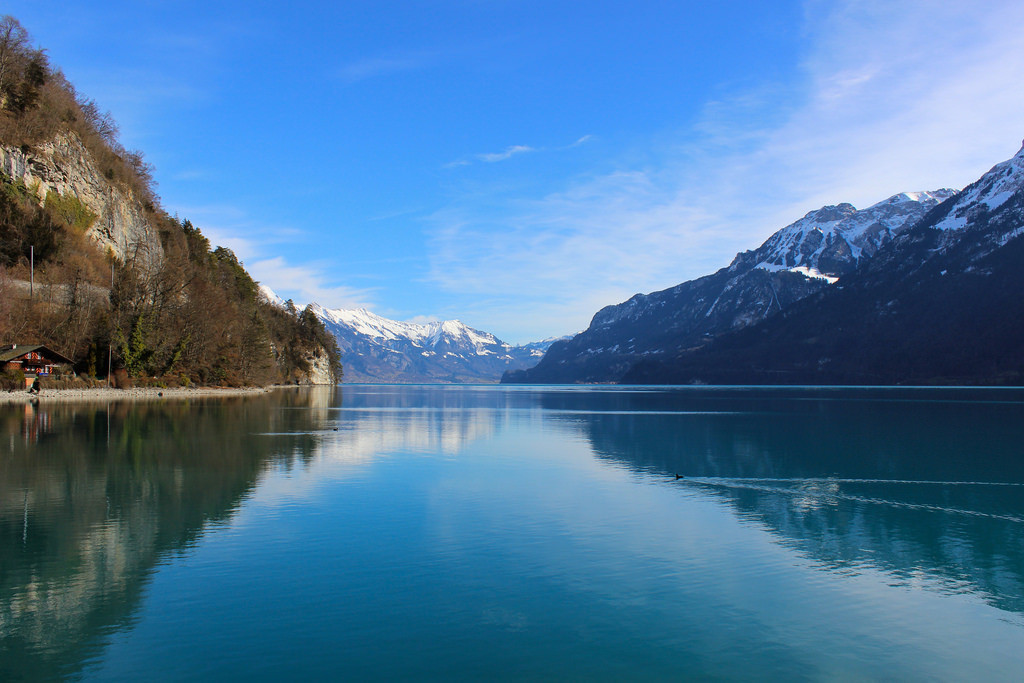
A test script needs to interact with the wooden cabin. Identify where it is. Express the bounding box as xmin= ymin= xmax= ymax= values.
xmin=0 ymin=344 xmax=74 ymax=388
